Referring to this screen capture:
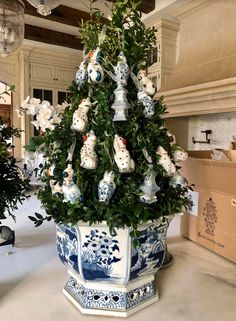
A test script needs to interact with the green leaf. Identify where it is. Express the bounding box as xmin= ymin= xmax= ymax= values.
xmin=28 ymin=216 xmax=37 ymax=222
xmin=35 ymin=212 xmax=43 ymax=219
xmin=35 ymin=221 xmax=43 ymax=227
